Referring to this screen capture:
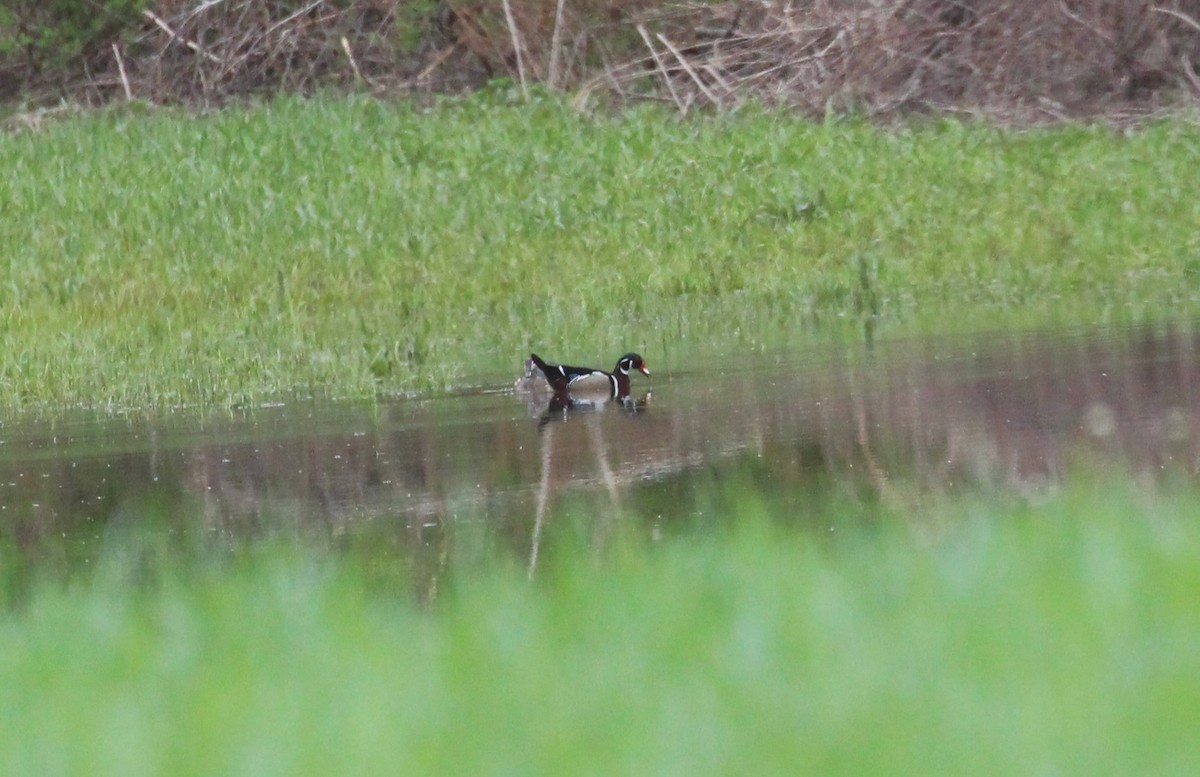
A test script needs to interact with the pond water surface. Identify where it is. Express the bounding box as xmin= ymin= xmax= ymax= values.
xmin=3 ymin=321 xmax=1198 ymax=593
